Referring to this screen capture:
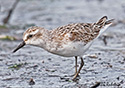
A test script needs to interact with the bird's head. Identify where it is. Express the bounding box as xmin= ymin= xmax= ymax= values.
xmin=13 ymin=26 xmax=46 ymax=53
